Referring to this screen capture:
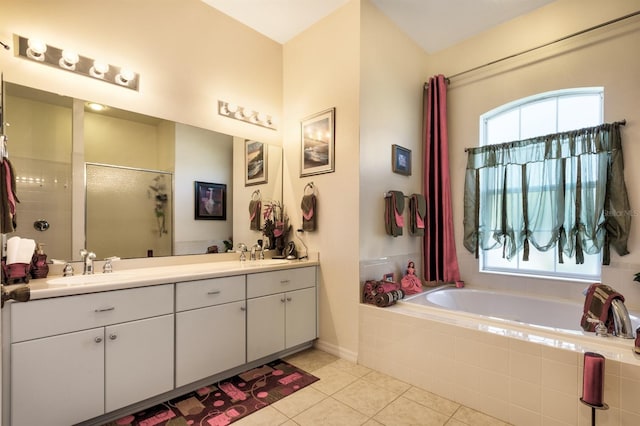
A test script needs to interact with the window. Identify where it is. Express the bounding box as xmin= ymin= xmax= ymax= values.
xmin=478 ymin=88 xmax=604 ymax=281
